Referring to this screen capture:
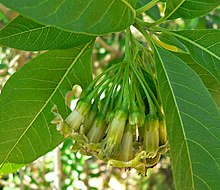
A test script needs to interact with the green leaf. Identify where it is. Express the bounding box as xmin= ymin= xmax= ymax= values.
xmin=0 ymin=15 xmax=94 ymax=51
xmin=168 ymin=30 xmax=220 ymax=83
xmin=0 ymin=0 xmax=136 ymax=35
xmin=155 ymin=45 xmax=220 ymax=189
xmin=0 ymin=41 xmax=94 ymax=174
xmin=157 ymin=29 xmax=220 ymax=109
xmin=0 ymin=162 xmax=26 ymax=175
xmin=175 ymin=52 xmax=220 ymax=111
xmin=165 ymin=0 xmax=220 ymax=20
xmin=136 ymin=0 xmax=161 ymax=20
